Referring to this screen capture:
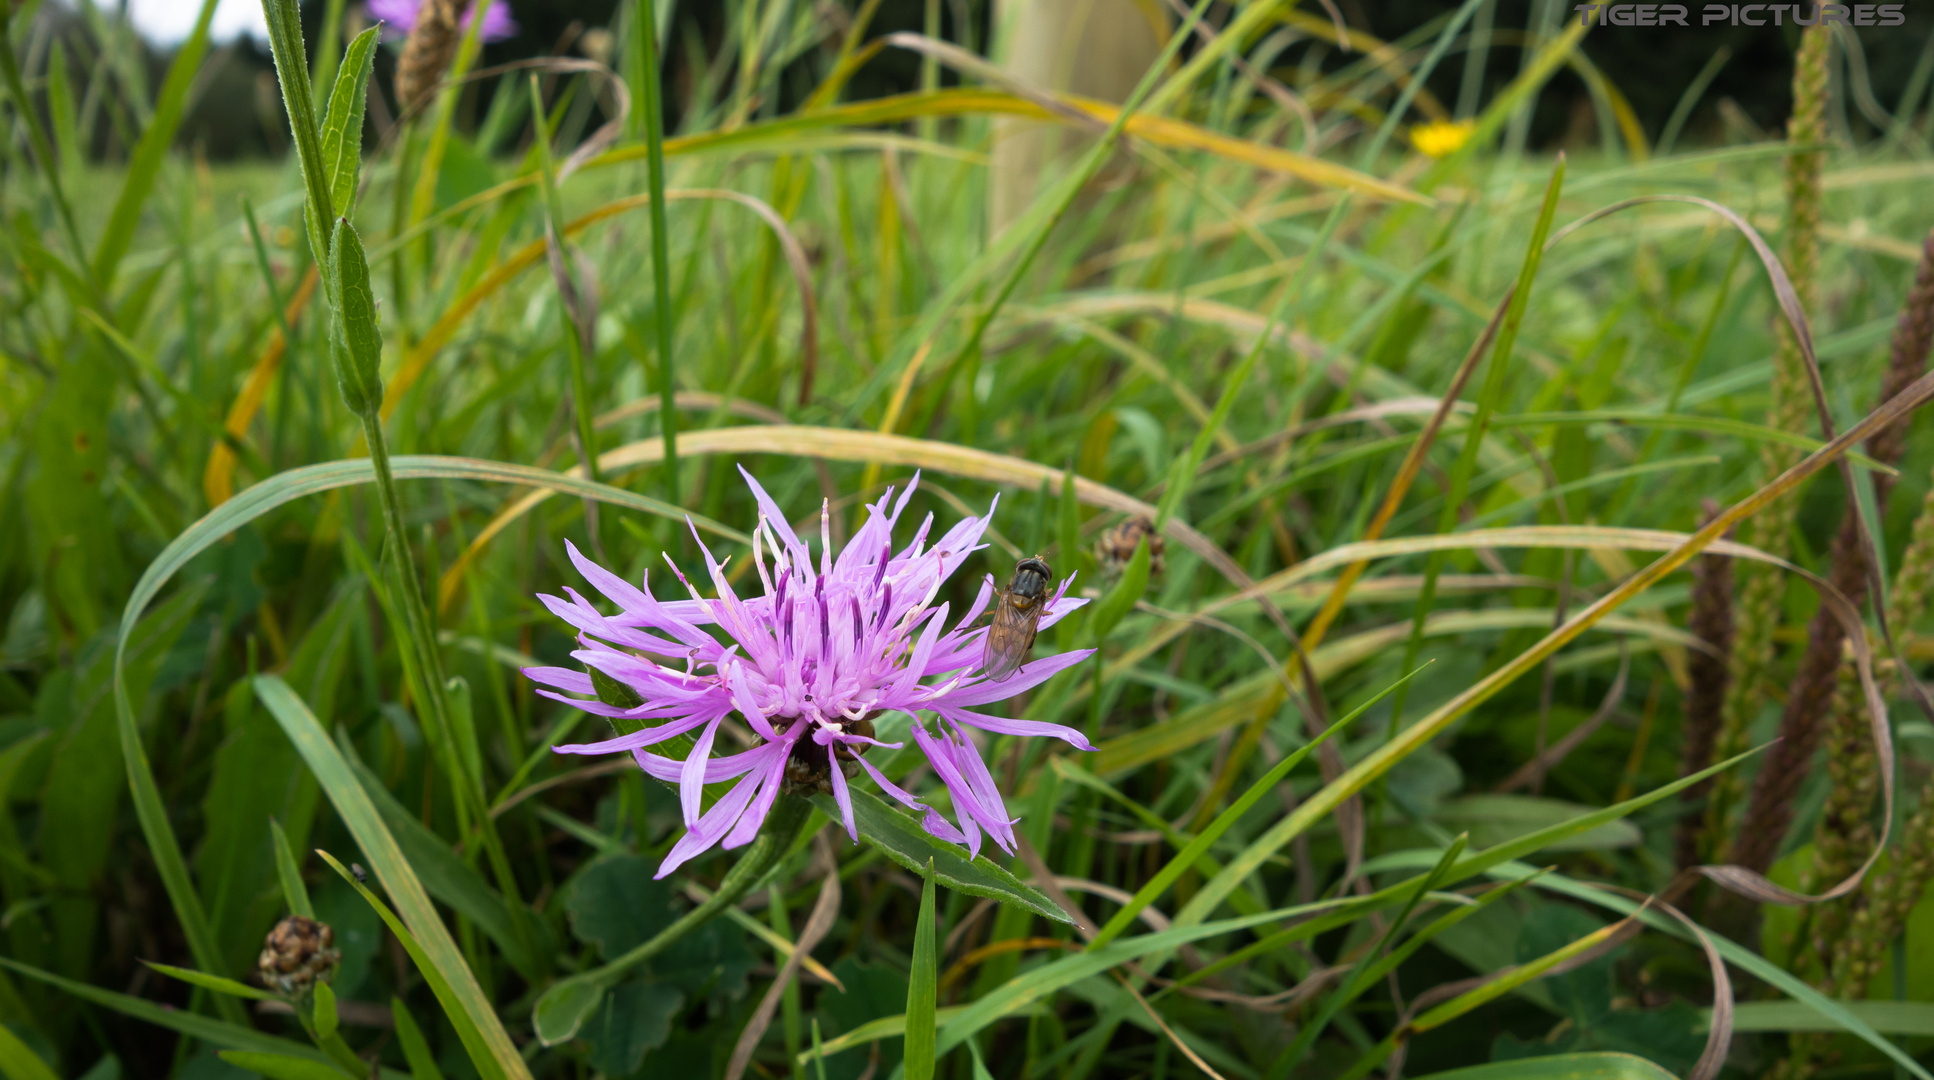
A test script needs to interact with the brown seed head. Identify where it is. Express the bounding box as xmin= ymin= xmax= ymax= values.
xmin=257 ymin=915 xmax=340 ymax=995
